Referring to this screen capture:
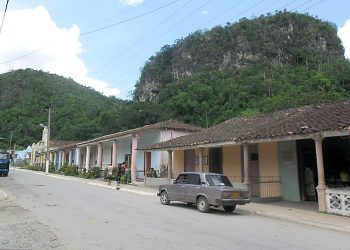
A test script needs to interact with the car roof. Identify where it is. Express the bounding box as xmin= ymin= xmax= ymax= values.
xmin=180 ymin=172 xmax=224 ymax=176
